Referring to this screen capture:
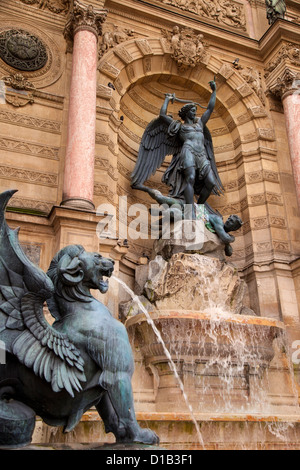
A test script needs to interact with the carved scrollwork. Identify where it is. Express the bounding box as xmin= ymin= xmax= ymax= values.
xmin=2 ymin=72 xmax=34 ymax=90
xmin=1 ymin=72 xmax=36 ymax=108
